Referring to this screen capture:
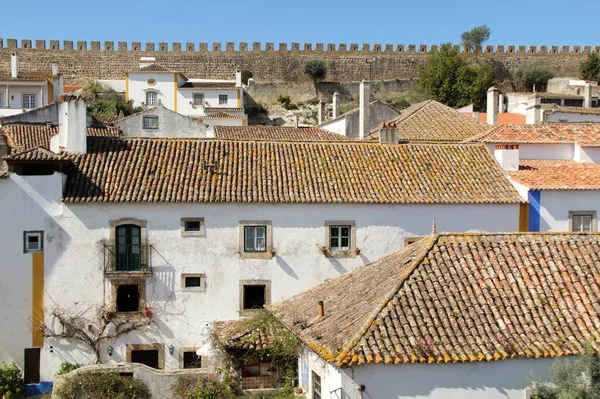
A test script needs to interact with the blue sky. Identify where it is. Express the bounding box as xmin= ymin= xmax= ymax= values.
xmin=3 ymin=0 xmax=596 ymax=47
